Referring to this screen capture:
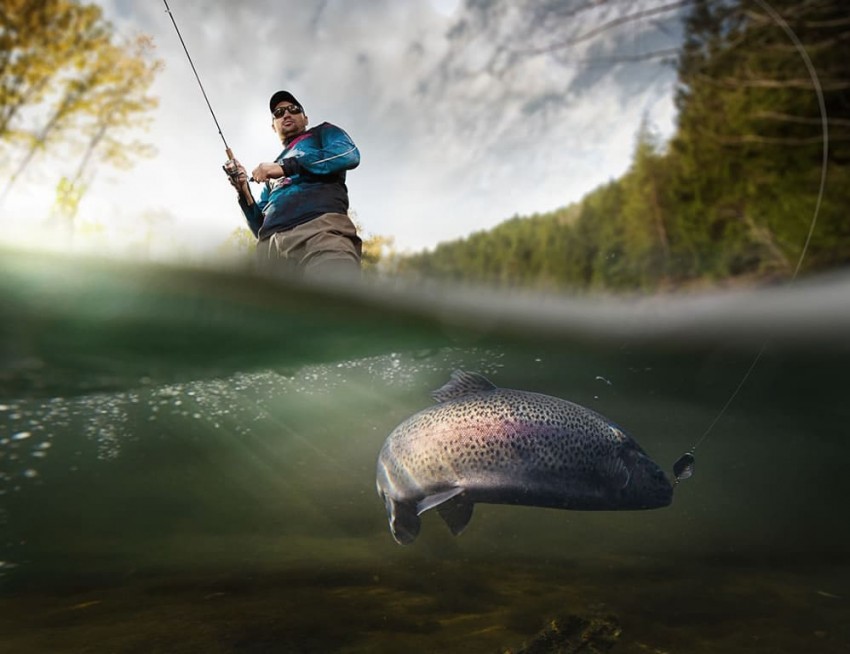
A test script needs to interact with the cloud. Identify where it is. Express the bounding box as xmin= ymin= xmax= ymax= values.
xmin=3 ymin=1 xmax=685 ymax=256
